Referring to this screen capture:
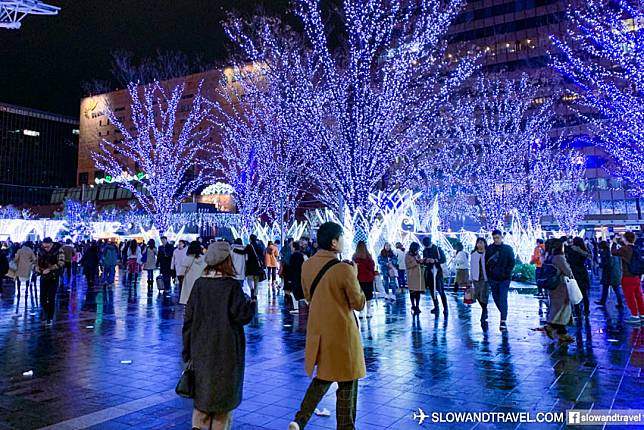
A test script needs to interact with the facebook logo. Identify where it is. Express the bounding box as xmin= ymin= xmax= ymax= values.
xmin=568 ymin=411 xmax=581 ymax=424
